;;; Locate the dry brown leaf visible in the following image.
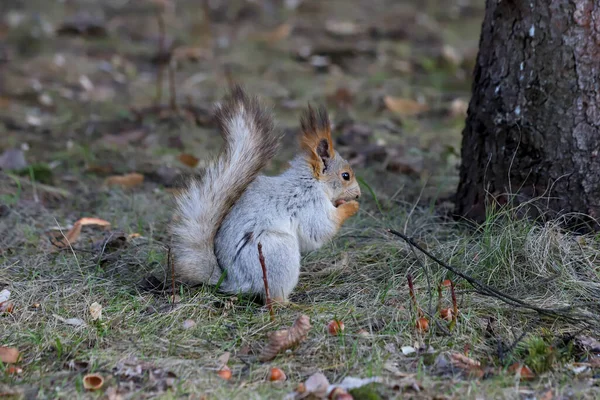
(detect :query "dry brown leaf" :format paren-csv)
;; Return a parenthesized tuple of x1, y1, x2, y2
(450, 352, 484, 378)
(178, 153, 199, 168)
(53, 217, 111, 248)
(384, 96, 429, 117)
(258, 23, 292, 43)
(83, 373, 104, 390)
(105, 173, 144, 188)
(450, 352, 480, 367)
(0, 347, 20, 364)
(508, 363, 535, 380)
(259, 314, 311, 361)
(78, 218, 111, 227)
(173, 46, 211, 62)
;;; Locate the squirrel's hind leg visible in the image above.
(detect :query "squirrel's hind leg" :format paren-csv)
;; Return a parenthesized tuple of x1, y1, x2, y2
(255, 232, 301, 304)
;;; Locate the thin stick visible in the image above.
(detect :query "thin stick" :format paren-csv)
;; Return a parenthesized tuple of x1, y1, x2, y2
(407, 274, 423, 317)
(387, 229, 592, 323)
(168, 245, 176, 303)
(450, 280, 458, 326)
(257, 243, 274, 321)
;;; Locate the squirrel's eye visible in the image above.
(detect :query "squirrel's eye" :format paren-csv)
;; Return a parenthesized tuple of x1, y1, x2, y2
(341, 172, 350, 181)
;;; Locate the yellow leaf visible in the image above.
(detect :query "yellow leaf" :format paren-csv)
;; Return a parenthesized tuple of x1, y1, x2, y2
(178, 153, 199, 168)
(105, 173, 144, 188)
(384, 96, 429, 117)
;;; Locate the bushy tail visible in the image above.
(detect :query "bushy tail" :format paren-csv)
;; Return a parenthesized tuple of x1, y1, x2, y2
(171, 86, 279, 284)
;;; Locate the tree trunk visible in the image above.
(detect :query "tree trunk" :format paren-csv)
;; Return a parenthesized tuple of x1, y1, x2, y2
(455, 0, 600, 228)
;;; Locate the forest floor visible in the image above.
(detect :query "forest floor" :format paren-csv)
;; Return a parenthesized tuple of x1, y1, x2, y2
(1, 0, 599, 399)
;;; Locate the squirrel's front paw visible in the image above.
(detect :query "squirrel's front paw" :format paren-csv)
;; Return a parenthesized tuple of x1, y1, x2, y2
(337, 200, 359, 224)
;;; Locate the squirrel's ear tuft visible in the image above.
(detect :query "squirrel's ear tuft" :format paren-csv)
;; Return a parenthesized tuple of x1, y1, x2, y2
(300, 104, 334, 178)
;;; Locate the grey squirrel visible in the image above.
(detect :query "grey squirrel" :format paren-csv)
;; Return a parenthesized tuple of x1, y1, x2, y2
(171, 86, 360, 302)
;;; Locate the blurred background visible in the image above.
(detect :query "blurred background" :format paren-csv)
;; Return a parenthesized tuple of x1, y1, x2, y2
(0, 0, 484, 206)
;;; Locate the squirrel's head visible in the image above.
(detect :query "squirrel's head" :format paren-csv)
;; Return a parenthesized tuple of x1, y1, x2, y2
(300, 105, 361, 206)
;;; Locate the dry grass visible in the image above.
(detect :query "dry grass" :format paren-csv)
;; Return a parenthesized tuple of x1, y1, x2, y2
(2, 174, 600, 399)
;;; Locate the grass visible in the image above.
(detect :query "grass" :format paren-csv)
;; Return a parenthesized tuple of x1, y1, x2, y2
(1, 0, 599, 397)
(1, 171, 599, 398)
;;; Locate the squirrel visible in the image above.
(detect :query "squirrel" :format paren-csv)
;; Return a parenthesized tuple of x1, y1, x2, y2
(171, 86, 361, 303)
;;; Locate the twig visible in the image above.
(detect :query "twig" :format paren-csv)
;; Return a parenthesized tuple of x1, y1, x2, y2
(6, 172, 71, 197)
(407, 244, 433, 317)
(168, 246, 176, 303)
(387, 229, 593, 323)
(407, 274, 423, 317)
(257, 243, 274, 321)
(450, 280, 458, 326)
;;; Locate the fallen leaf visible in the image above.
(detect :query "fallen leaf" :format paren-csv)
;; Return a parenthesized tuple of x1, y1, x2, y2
(384, 96, 429, 117)
(217, 352, 230, 369)
(173, 46, 211, 62)
(105, 173, 144, 188)
(450, 352, 484, 378)
(52, 217, 111, 248)
(258, 23, 292, 43)
(0, 289, 10, 303)
(259, 314, 311, 361)
(0, 347, 20, 363)
(83, 373, 104, 391)
(508, 363, 535, 380)
(78, 218, 111, 227)
(178, 153, 199, 168)
(89, 302, 102, 321)
(450, 352, 480, 367)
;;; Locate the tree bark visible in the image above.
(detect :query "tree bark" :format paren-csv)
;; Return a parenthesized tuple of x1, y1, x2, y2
(455, 0, 600, 228)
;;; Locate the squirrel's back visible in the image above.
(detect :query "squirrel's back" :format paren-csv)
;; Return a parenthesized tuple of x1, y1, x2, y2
(171, 86, 279, 284)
